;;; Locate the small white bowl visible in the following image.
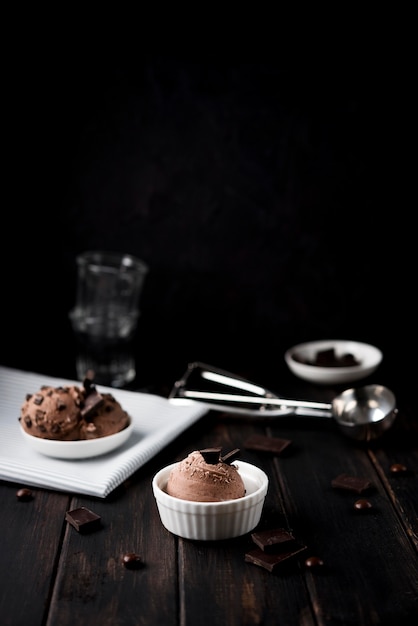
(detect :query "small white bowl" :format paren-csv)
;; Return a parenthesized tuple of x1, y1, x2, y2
(19, 420, 133, 459)
(152, 460, 269, 541)
(285, 339, 383, 385)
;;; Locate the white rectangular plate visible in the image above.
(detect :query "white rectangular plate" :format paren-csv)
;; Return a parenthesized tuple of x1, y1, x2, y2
(0, 366, 207, 497)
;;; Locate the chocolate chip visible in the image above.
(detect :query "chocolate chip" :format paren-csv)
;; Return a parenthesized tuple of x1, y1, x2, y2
(354, 498, 373, 511)
(33, 394, 44, 406)
(65, 507, 101, 533)
(200, 447, 222, 464)
(305, 556, 324, 569)
(331, 473, 374, 494)
(122, 553, 143, 569)
(390, 463, 408, 474)
(244, 434, 292, 455)
(16, 488, 33, 501)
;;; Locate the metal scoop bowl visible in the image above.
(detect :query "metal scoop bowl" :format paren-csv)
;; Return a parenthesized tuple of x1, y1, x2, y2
(169, 362, 398, 442)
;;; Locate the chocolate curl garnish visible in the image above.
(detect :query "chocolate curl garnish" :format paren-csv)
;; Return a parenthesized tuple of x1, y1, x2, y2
(200, 447, 222, 464)
(81, 372, 103, 419)
(221, 448, 241, 464)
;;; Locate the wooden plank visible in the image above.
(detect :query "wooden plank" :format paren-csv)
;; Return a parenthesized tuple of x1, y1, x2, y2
(265, 413, 418, 624)
(0, 482, 71, 626)
(46, 455, 179, 626)
(174, 419, 316, 626)
(44, 417, 213, 625)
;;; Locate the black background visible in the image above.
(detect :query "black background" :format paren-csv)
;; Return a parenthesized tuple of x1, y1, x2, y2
(3, 51, 415, 391)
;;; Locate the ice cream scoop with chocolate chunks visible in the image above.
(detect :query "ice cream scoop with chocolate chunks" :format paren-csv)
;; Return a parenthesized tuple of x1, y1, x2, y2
(19, 376, 130, 441)
(166, 447, 246, 502)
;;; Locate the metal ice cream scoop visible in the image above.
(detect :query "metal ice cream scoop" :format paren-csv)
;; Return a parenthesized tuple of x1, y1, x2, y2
(169, 362, 398, 442)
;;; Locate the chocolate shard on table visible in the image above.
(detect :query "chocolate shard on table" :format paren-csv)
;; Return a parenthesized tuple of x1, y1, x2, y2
(245, 543, 307, 573)
(244, 434, 292, 455)
(65, 507, 101, 533)
(331, 473, 374, 494)
(251, 528, 297, 553)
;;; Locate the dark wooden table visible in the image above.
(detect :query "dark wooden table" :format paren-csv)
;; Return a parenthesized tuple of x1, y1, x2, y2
(1, 355, 417, 626)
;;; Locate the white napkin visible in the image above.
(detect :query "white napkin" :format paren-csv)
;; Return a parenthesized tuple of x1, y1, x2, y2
(0, 366, 207, 497)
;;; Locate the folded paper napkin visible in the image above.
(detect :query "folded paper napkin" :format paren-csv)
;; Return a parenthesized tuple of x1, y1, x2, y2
(0, 366, 207, 497)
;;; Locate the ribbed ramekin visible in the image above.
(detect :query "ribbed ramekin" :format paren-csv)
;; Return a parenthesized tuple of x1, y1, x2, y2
(152, 460, 268, 541)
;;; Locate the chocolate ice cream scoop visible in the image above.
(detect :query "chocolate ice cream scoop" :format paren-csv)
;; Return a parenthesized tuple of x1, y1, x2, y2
(19, 381, 130, 441)
(19, 385, 84, 440)
(166, 450, 246, 502)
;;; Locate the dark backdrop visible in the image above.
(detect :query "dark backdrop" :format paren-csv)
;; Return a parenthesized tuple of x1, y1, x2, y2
(3, 56, 414, 390)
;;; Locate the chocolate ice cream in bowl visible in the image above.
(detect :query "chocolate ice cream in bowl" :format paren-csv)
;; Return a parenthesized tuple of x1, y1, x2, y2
(152, 447, 269, 541)
(18, 376, 133, 459)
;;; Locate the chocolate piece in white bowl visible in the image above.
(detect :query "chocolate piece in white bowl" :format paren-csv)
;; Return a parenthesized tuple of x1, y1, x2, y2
(152, 450, 269, 541)
(284, 339, 383, 385)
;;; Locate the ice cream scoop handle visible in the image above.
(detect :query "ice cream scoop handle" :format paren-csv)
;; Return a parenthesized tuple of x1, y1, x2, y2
(180, 390, 333, 416)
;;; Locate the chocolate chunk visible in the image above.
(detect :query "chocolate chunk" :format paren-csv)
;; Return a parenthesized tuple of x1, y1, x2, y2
(80, 388, 104, 419)
(33, 394, 44, 406)
(331, 473, 374, 494)
(16, 488, 33, 501)
(65, 507, 101, 533)
(200, 447, 222, 464)
(251, 528, 296, 553)
(339, 353, 359, 367)
(244, 434, 292, 455)
(293, 348, 360, 368)
(221, 448, 240, 464)
(245, 544, 307, 573)
(122, 553, 143, 569)
(83, 372, 95, 390)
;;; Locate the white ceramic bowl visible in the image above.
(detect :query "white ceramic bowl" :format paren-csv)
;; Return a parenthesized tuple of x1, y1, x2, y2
(152, 460, 269, 541)
(19, 419, 133, 459)
(285, 339, 383, 385)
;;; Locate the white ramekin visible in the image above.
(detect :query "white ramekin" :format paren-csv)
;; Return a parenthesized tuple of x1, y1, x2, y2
(152, 460, 269, 541)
